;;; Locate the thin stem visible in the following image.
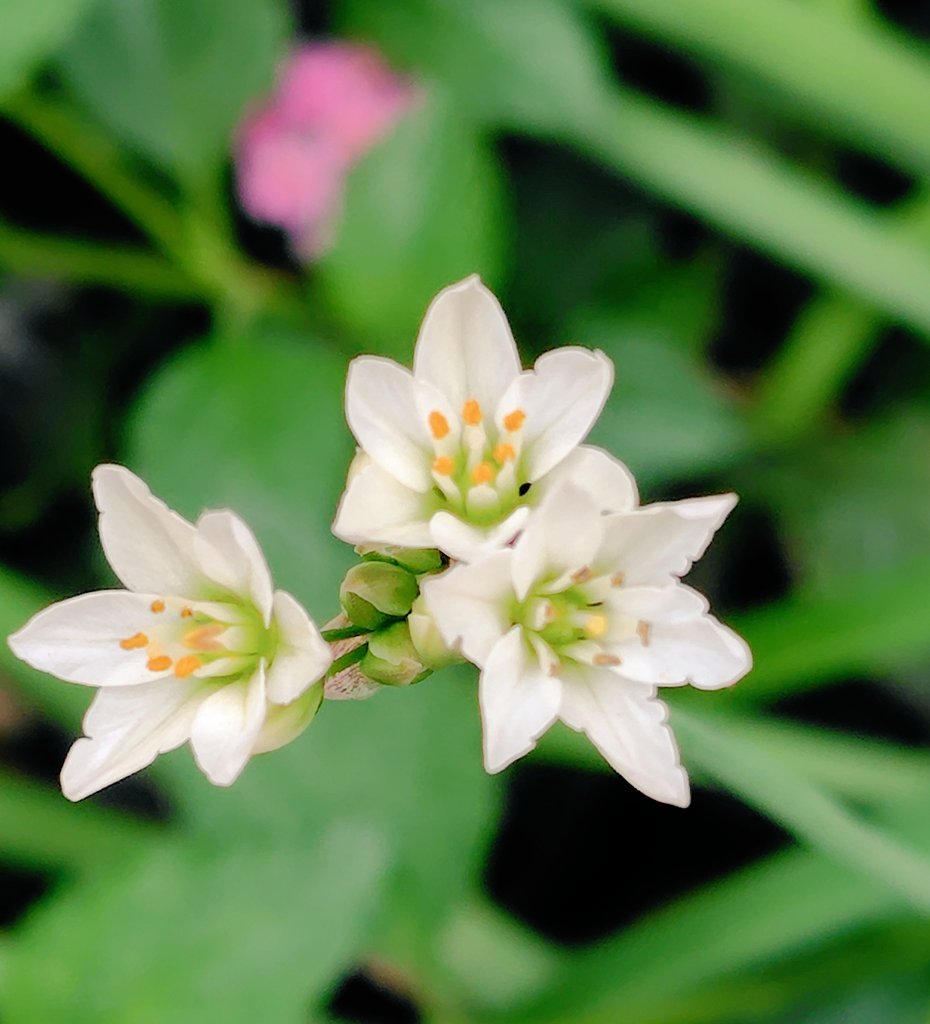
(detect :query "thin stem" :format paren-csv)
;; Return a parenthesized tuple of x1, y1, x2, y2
(324, 643, 369, 678)
(321, 625, 371, 642)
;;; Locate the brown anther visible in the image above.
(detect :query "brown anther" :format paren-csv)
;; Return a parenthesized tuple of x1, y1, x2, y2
(180, 607, 194, 619)
(428, 410, 450, 440)
(571, 566, 592, 583)
(182, 624, 225, 652)
(593, 653, 621, 667)
(471, 462, 494, 485)
(150, 599, 166, 613)
(637, 621, 652, 646)
(503, 409, 526, 432)
(146, 655, 172, 672)
(433, 455, 454, 475)
(493, 442, 515, 464)
(174, 655, 201, 679)
(610, 572, 625, 587)
(119, 632, 149, 650)
(462, 399, 482, 425)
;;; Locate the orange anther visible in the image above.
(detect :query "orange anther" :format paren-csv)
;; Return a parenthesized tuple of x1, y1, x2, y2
(637, 621, 652, 647)
(462, 399, 482, 425)
(433, 455, 454, 476)
(146, 655, 172, 672)
(180, 607, 193, 618)
(120, 632, 149, 650)
(493, 443, 515, 464)
(503, 409, 526, 432)
(150, 599, 166, 613)
(174, 655, 201, 678)
(428, 411, 450, 439)
(471, 462, 494, 485)
(182, 624, 225, 652)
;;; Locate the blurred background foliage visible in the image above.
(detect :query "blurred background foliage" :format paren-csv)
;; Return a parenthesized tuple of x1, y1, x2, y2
(0, 0, 929, 1021)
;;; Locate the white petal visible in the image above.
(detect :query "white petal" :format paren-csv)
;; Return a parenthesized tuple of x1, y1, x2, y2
(421, 552, 514, 665)
(92, 464, 204, 595)
(8, 591, 174, 687)
(345, 356, 432, 492)
(511, 482, 604, 602)
(194, 509, 274, 625)
(499, 348, 613, 481)
(428, 506, 530, 563)
(598, 494, 738, 585)
(605, 584, 709, 626)
(532, 444, 638, 513)
(252, 683, 323, 754)
(559, 668, 689, 806)
(60, 677, 213, 801)
(332, 458, 434, 547)
(265, 590, 331, 704)
(190, 665, 267, 786)
(413, 275, 521, 415)
(480, 626, 562, 773)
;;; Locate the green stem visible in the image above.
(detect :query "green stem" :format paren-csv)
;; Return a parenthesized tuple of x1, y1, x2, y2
(325, 643, 369, 678)
(321, 625, 371, 642)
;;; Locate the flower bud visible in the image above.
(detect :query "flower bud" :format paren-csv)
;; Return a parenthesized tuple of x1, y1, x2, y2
(361, 621, 430, 687)
(408, 594, 461, 670)
(339, 561, 419, 630)
(356, 543, 443, 575)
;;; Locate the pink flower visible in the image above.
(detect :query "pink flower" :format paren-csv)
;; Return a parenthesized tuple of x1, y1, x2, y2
(236, 41, 416, 258)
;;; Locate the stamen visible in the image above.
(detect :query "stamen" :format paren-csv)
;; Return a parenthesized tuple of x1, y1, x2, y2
(584, 614, 608, 638)
(571, 566, 592, 583)
(610, 572, 625, 587)
(433, 455, 454, 475)
(174, 655, 201, 678)
(120, 632, 149, 650)
(472, 461, 494, 485)
(503, 409, 526, 432)
(637, 621, 652, 646)
(180, 607, 193, 618)
(150, 599, 165, 613)
(428, 410, 450, 440)
(462, 399, 482, 425)
(493, 443, 515, 464)
(146, 655, 172, 672)
(182, 625, 225, 652)
(593, 653, 621, 667)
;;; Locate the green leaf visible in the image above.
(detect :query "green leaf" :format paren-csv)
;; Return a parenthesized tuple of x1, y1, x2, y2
(57, 0, 288, 180)
(315, 89, 507, 354)
(0, 0, 92, 97)
(2, 821, 388, 1023)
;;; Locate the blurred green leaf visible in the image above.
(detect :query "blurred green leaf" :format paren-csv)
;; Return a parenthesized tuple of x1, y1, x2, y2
(3, 821, 388, 1023)
(0, 0, 91, 97)
(57, 0, 287, 180)
(315, 90, 507, 354)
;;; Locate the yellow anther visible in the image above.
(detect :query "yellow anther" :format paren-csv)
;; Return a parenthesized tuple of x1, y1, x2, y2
(120, 632, 149, 650)
(428, 410, 450, 439)
(182, 624, 224, 652)
(493, 443, 515, 464)
(433, 455, 454, 475)
(462, 399, 482, 425)
(174, 655, 201, 678)
(146, 655, 172, 672)
(150, 599, 166, 613)
(637, 621, 652, 647)
(471, 462, 494, 485)
(593, 653, 621, 667)
(180, 607, 193, 619)
(610, 572, 625, 587)
(503, 409, 526, 432)
(584, 614, 608, 638)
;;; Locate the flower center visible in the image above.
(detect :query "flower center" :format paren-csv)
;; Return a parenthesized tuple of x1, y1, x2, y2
(118, 597, 268, 681)
(426, 398, 529, 526)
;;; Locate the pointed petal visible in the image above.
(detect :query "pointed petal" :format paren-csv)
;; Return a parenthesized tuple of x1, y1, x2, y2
(498, 348, 613, 481)
(194, 510, 274, 625)
(512, 482, 604, 602)
(332, 458, 434, 547)
(265, 590, 331, 704)
(345, 356, 432, 491)
(92, 464, 203, 595)
(532, 444, 638, 513)
(421, 552, 514, 665)
(559, 669, 689, 806)
(252, 683, 323, 754)
(190, 665, 267, 786)
(428, 506, 530, 563)
(60, 677, 213, 801)
(598, 494, 738, 585)
(413, 276, 521, 415)
(480, 626, 561, 773)
(8, 591, 175, 687)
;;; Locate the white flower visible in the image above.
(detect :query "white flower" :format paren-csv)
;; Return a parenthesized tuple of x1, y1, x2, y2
(332, 275, 616, 561)
(421, 477, 752, 806)
(8, 465, 332, 800)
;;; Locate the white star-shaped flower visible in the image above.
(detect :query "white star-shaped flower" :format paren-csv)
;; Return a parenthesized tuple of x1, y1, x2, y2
(8, 465, 332, 800)
(332, 275, 616, 561)
(421, 477, 752, 805)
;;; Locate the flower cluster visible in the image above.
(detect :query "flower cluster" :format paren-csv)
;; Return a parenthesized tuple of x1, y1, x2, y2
(8, 276, 750, 805)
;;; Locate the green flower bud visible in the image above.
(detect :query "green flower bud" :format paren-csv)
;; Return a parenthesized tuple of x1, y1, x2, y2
(356, 543, 444, 575)
(408, 594, 461, 670)
(340, 561, 420, 630)
(362, 621, 430, 687)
